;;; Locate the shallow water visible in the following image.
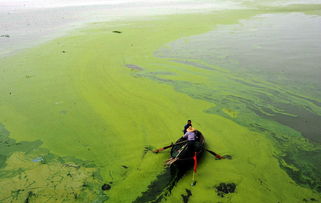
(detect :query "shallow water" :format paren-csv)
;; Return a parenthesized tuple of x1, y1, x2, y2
(156, 13, 321, 97)
(153, 11, 321, 193)
(156, 12, 321, 141)
(0, 0, 240, 56)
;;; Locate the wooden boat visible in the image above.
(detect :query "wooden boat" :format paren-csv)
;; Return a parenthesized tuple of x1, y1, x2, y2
(135, 132, 205, 203)
(166, 130, 205, 167)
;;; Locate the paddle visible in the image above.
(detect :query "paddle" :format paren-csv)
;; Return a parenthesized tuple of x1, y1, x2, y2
(191, 152, 197, 186)
(153, 140, 188, 153)
(205, 149, 224, 159)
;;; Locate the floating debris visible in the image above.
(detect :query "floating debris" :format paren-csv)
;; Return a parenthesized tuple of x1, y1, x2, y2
(102, 184, 111, 191)
(215, 183, 236, 197)
(82, 182, 89, 188)
(181, 189, 192, 203)
(0, 34, 10, 38)
(121, 165, 128, 169)
(112, 31, 122, 34)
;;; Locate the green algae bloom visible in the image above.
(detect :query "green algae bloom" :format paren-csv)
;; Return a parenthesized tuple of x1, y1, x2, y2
(0, 5, 321, 203)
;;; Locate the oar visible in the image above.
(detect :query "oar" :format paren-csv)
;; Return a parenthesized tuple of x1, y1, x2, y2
(153, 140, 188, 153)
(205, 149, 224, 159)
(191, 152, 197, 186)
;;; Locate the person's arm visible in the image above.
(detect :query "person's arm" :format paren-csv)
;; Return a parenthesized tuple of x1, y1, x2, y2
(182, 132, 188, 138)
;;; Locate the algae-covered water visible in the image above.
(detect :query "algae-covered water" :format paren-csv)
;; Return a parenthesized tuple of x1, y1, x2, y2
(1, 0, 321, 202)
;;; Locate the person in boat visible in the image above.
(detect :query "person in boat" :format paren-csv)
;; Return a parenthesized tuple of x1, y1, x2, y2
(165, 126, 198, 165)
(183, 126, 197, 152)
(183, 120, 192, 134)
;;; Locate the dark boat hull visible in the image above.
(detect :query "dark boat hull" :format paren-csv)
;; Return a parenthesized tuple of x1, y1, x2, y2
(170, 130, 205, 168)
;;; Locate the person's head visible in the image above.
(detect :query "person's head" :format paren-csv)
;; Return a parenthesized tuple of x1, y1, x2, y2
(187, 126, 195, 132)
(187, 120, 192, 124)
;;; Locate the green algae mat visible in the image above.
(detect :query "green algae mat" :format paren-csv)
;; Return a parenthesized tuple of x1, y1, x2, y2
(1, 7, 321, 203)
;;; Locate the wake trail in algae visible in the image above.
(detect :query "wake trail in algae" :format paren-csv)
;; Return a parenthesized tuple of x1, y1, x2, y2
(133, 167, 185, 203)
(1, 6, 321, 203)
